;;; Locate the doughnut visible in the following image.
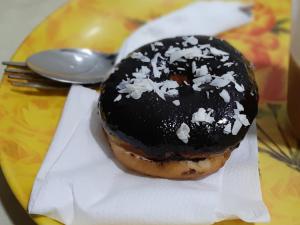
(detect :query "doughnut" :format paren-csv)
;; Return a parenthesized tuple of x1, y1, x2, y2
(99, 35, 258, 179)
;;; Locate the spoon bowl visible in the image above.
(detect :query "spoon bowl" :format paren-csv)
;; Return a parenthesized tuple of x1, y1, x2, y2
(26, 48, 116, 84)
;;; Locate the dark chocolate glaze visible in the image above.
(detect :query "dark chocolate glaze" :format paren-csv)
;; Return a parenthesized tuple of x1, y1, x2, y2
(99, 36, 258, 161)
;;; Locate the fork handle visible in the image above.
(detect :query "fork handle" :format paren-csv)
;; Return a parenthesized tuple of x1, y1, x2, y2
(2, 61, 27, 67)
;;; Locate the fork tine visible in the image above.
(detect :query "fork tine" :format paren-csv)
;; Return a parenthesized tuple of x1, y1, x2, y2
(2, 61, 27, 67)
(10, 80, 70, 90)
(7, 73, 49, 81)
(5, 67, 35, 74)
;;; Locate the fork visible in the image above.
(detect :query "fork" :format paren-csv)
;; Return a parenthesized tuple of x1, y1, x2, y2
(2, 64, 70, 90)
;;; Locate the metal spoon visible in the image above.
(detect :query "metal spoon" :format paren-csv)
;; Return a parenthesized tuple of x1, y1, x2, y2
(3, 48, 116, 84)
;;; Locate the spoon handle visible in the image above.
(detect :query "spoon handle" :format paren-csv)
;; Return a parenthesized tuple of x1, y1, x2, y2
(105, 53, 117, 62)
(2, 61, 27, 67)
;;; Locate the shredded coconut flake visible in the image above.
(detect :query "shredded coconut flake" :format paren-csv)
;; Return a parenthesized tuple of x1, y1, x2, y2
(151, 53, 164, 78)
(234, 83, 245, 92)
(192, 61, 196, 73)
(210, 77, 231, 88)
(237, 114, 250, 126)
(224, 62, 234, 67)
(176, 123, 190, 143)
(206, 91, 210, 99)
(114, 94, 122, 102)
(224, 123, 232, 134)
(183, 81, 190, 86)
(117, 66, 179, 101)
(150, 41, 164, 51)
(191, 108, 215, 124)
(230, 101, 250, 135)
(150, 44, 158, 52)
(154, 41, 163, 46)
(220, 55, 229, 62)
(210, 47, 228, 56)
(235, 101, 244, 111)
(177, 67, 185, 71)
(195, 65, 209, 77)
(219, 89, 230, 103)
(117, 78, 153, 99)
(131, 52, 150, 62)
(192, 84, 202, 91)
(192, 74, 212, 91)
(132, 66, 150, 79)
(210, 71, 244, 93)
(168, 46, 212, 63)
(182, 36, 198, 46)
(232, 120, 243, 135)
(172, 100, 180, 106)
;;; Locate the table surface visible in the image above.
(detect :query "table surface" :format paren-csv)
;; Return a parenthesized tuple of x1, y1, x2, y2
(1, 1, 300, 225)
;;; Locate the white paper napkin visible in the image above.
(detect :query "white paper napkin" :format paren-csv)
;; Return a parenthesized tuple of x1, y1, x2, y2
(116, 0, 252, 62)
(28, 1, 270, 225)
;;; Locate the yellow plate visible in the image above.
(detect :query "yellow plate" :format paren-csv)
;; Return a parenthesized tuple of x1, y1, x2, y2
(0, 0, 299, 225)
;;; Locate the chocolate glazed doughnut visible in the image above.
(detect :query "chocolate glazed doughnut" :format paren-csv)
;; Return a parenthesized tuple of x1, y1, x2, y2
(99, 35, 258, 179)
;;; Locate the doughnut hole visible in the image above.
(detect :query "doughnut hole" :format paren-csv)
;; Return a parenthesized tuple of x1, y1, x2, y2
(169, 73, 191, 85)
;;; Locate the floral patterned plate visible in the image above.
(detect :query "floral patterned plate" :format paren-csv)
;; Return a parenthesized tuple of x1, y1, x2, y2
(0, 0, 299, 225)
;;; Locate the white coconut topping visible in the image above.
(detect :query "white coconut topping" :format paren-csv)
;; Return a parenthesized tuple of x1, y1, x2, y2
(224, 123, 232, 134)
(193, 75, 212, 86)
(210, 71, 235, 88)
(114, 94, 122, 102)
(234, 82, 245, 92)
(165, 46, 181, 57)
(206, 91, 210, 99)
(168, 46, 213, 63)
(192, 74, 212, 91)
(210, 71, 244, 92)
(232, 119, 243, 135)
(210, 47, 228, 56)
(224, 62, 234, 67)
(219, 89, 230, 103)
(182, 36, 198, 46)
(191, 108, 215, 125)
(183, 81, 190, 86)
(150, 41, 164, 51)
(117, 65, 179, 101)
(117, 78, 153, 99)
(132, 66, 151, 79)
(221, 55, 229, 62)
(210, 76, 231, 88)
(172, 100, 180, 106)
(154, 41, 163, 46)
(192, 61, 197, 73)
(131, 52, 150, 62)
(151, 53, 164, 78)
(195, 65, 209, 77)
(150, 44, 158, 52)
(166, 44, 230, 64)
(169, 47, 202, 63)
(176, 123, 190, 143)
(235, 101, 244, 111)
(177, 67, 185, 71)
(237, 114, 250, 126)
(192, 85, 202, 91)
(229, 101, 250, 135)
